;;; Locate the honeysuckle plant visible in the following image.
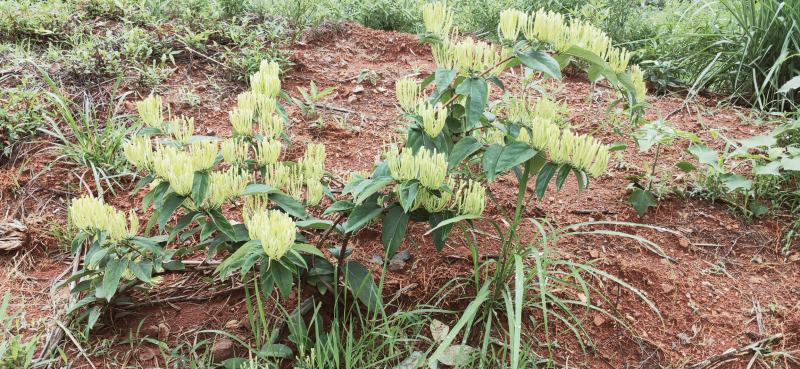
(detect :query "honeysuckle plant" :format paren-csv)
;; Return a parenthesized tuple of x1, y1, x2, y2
(61, 61, 385, 329)
(327, 4, 648, 288)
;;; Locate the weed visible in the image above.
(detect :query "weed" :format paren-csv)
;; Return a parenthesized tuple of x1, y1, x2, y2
(0, 76, 46, 157)
(0, 293, 38, 369)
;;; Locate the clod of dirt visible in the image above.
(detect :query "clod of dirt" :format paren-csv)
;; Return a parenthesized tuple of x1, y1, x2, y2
(389, 250, 411, 271)
(157, 323, 170, 341)
(139, 324, 159, 338)
(137, 348, 156, 362)
(593, 315, 606, 327)
(224, 320, 241, 330)
(370, 255, 384, 265)
(211, 338, 235, 362)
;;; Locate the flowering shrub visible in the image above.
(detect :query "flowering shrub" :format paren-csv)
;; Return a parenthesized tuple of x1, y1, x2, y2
(331, 3, 645, 259)
(64, 61, 334, 328)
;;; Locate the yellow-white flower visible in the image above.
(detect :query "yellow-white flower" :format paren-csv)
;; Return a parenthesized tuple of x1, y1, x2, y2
(255, 139, 282, 166)
(243, 194, 268, 224)
(306, 179, 324, 206)
(230, 107, 255, 136)
(532, 97, 563, 122)
(419, 102, 447, 137)
(474, 127, 506, 146)
(415, 177, 455, 213)
(395, 78, 419, 112)
(246, 209, 296, 260)
(525, 9, 571, 51)
(548, 129, 574, 164)
(251, 68, 281, 97)
(301, 143, 326, 181)
(166, 116, 195, 145)
(259, 112, 284, 139)
(630, 64, 646, 103)
(151, 146, 194, 195)
(259, 60, 280, 78)
(189, 140, 218, 171)
(607, 46, 631, 74)
(416, 148, 447, 189)
(567, 20, 611, 59)
(529, 119, 562, 151)
(68, 197, 137, 241)
(265, 162, 291, 189)
(221, 138, 250, 166)
(203, 169, 249, 208)
(499, 9, 527, 42)
(387, 145, 417, 182)
(422, 2, 453, 38)
(285, 165, 305, 201)
(137, 95, 163, 128)
(453, 180, 486, 216)
(123, 135, 153, 171)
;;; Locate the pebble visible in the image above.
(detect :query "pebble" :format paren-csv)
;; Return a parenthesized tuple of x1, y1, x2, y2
(211, 338, 235, 361)
(370, 255, 384, 265)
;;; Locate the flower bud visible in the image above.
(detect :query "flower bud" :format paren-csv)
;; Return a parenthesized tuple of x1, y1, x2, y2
(306, 179, 324, 206)
(395, 78, 419, 112)
(416, 148, 447, 189)
(151, 146, 194, 195)
(422, 2, 453, 38)
(123, 135, 153, 171)
(607, 46, 631, 74)
(499, 9, 527, 42)
(630, 65, 646, 103)
(301, 143, 326, 181)
(230, 107, 255, 137)
(189, 140, 218, 171)
(256, 139, 282, 166)
(419, 102, 447, 137)
(166, 116, 194, 145)
(203, 169, 248, 208)
(259, 112, 284, 139)
(221, 138, 250, 166)
(246, 209, 296, 261)
(387, 145, 417, 182)
(137, 95, 163, 128)
(454, 180, 486, 217)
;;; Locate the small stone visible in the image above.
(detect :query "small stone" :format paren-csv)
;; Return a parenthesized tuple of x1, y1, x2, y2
(138, 348, 155, 362)
(679, 238, 689, 247)
(352, 85, 364, 94)
(749, 276, 765, 284)
(157, 323, 170, 341)
(140, 324, 159, 338)
(347, 95, 357, 103)
(211, 338, 235, 362)
(391, 250, 411, 263)
(589, 250, 600, 258)
(661, 284, 675, 294)
(224, 320, 240, 330)
(370, 255, 384, 265)
(593, 315, 606, 327)
(389, 259, 405, 272)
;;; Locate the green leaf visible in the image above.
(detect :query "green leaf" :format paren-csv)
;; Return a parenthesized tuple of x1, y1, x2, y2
(291, 243, 326, 258)
(97, 258, 128, 301)
(270, 262, 294, 299)
(324, 200, 354, 215)
(515, 49, 562, 80)
(259, 343, 294, 359)
(629, 188, 657, 217)
(720, 173, 752, 192)
(535, 163, 558, 199)
(431, 68, 457, 101)
(242, 183, 276, 196)
(158, 194, 186, 231)
(448, 136, 482, 170)
(428, 212, 453, 251)
(563, 45, 606, 68)
(169, 211, 199, 241)
(781, 157, 800, 171)
(676, 161, 696, 172)
(381, 206, 409, 258)
(191, 171, 210, 204)
(270, 193, 307, 219)
(688, 144, 719, 169)
(425, 214, 479, 235)
(555, 164, 571, 190)
(208, 209, 236, 239)
(295, 219, 333, 230)
(344, 200, 383, 233)
(455, 77, 488, 130)
(354, 176, 393, 205)
(753, 161, 781, 176)
(129, 261, 153, 284)
(608, 141, 627, 151)
(778, 75, 800, 93)
(133, 174, 154, 193)
(482, 142, 537, 182)
(398, 181, 419, 213)
(344, 261, 383, 312)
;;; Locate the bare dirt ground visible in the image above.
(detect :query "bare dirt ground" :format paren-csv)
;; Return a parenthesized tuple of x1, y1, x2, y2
(1, 23, 798, 368)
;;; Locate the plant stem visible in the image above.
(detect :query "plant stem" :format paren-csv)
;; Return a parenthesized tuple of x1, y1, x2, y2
(335, 231, 353, 281)
(490, 163, 532, 301)
(647, 144, 662, 192)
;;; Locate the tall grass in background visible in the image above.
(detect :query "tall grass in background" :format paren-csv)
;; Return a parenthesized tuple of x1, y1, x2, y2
(642, 0, 799, 111)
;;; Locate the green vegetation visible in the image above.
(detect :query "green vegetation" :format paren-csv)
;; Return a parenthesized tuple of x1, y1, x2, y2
(1, 0, 798, 368)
